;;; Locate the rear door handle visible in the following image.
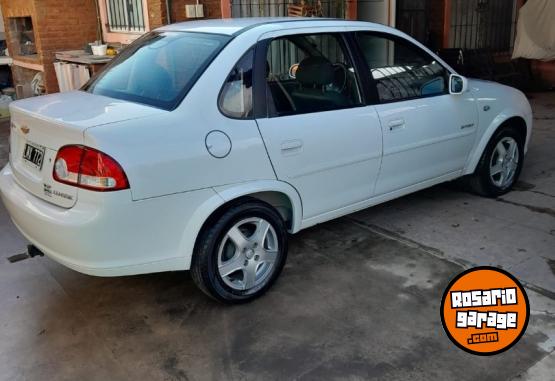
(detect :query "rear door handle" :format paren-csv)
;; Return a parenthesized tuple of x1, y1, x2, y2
(281, 140, 303, 153)
(388, 119, 405, 131)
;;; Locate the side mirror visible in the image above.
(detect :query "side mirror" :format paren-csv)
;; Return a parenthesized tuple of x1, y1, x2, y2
(449, 74, 468, 95)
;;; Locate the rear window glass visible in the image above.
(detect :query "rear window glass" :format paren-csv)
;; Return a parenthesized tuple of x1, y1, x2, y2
(84, 32, 230, 110)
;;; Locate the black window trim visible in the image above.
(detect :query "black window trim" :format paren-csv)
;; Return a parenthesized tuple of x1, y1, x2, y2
(343, 32, 379, 106)
(352, 30, 453, 105)
(255, 31, 368, 119)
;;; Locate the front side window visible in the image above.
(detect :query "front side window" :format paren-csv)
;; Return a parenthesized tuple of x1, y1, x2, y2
(219, 49, 254, 119)
(356, 33, 449, 103)
(265, 33, 362, 117)
(84, 32, 230, 110)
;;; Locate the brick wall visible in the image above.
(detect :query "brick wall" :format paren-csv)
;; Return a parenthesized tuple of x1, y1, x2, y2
(148, 0, 168, 30)
(1, 0, 40, 63)
(34, 0, 98, 92)
(0, 0, 35, 19)
(147, 0, 223, 29)
(0, 0, 98, 93)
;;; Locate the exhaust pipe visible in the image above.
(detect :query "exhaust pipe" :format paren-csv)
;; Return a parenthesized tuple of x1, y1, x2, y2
(7, 245, 44, 263)
(27, 245, 44, 258)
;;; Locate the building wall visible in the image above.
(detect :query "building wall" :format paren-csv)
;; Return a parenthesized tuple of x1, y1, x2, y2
(0, 0, 37, 64)
(148, 0, 168, 29)
(357, 0, 389, 25)
(0, 0, 98, 94)
(118, 0, 357, 38)
(357, 0, 444, 49)
(171, 0, 223, 21)
(428, 0, 445, 50)
(147, 0, 223, 30)
(34, 0, 98, 92)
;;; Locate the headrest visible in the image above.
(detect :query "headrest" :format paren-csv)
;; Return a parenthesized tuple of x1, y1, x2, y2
(295, 56, 334, 86)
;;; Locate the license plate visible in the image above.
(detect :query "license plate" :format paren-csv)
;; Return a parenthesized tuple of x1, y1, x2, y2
(23, 142, 45, 170)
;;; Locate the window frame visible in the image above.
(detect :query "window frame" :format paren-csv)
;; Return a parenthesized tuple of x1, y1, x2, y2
(218, 46, 257, 120)
(105, 0, 146, 33)
(352, 31, 453, 105)
(98, 0, 149, 44)
(255, 31, 368, 119)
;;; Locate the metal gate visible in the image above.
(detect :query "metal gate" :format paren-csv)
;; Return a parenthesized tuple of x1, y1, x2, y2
(396, 0, 429, 46)
(230, 0, 345, 19)
(449, 0, 518, 52)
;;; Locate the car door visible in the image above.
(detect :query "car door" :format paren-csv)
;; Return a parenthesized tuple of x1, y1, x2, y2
(354, 31, 478, 195)
(255, 30, 383, 220)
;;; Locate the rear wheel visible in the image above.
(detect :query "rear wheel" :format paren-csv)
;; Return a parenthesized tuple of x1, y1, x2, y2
(467, 126, 524, 197)
(191, 200, 288, 303)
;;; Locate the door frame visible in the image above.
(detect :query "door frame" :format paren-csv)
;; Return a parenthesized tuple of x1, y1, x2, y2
(252, 28, 381, 119)
(252, 27, 385, 220)
(252, 27, 461, 113)
(347, 30, 457, 106)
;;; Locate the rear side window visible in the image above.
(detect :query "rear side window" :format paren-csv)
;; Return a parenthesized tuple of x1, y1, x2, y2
(84, 32, 230, 110)
(265, 33, 362, 117)
(219, 49, 254, 119)
(355, 33, 449, 103)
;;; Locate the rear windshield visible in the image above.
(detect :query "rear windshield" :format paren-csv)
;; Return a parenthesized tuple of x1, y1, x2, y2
(84, 32, 230, 110)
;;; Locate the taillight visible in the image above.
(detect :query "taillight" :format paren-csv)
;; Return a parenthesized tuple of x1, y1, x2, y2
(53, 145, 129, 191)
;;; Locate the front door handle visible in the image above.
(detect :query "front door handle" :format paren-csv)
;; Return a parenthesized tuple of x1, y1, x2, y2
(281, 140, 303, 151)
(388, 119, 405, 131)
(281, 140, 303, 153)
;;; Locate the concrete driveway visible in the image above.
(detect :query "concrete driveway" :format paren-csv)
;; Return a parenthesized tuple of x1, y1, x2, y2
(0, 93, 553, 380)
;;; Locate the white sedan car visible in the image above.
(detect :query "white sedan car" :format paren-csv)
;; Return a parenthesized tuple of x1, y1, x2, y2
(0, 18, 532, 303)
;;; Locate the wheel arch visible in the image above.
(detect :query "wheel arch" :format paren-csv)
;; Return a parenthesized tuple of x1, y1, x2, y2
(213, 180, 303, 233)
(180, 181, 303, 270)
(464, 114, 529, 175)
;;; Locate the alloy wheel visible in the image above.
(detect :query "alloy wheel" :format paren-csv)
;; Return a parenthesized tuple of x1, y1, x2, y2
(217, 217, 279, 292)
(489, 137, 519, 189)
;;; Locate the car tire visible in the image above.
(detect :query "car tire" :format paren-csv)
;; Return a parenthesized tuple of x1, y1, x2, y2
(190, 199, 288, 303)
(467, 125, 524, 197)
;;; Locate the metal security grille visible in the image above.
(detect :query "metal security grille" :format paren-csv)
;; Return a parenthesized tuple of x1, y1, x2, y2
(231, 0, 345, 19)
(449, 0, 518, 52)
(106, 0, 146, 32)
(396, 0, 428, 45)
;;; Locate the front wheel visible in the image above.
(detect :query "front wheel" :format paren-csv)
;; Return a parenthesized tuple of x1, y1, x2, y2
(467, 126, 524, 197)
(191, 199, 288, 303)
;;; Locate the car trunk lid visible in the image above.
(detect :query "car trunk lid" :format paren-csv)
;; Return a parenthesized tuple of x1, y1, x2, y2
(8, 91, 163, 208)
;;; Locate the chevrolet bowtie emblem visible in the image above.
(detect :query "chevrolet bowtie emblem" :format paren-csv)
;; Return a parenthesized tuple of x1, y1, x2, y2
(20, 126, 30, 134)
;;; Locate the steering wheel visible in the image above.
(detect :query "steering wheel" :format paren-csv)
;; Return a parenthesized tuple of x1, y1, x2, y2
(331, 63, 348, 92)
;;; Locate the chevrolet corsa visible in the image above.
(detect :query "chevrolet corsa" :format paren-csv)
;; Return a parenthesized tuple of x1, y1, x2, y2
(0, 18, 532, 303)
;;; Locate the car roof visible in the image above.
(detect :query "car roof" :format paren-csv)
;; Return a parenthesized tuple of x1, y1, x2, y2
(156, 17, 393, 36)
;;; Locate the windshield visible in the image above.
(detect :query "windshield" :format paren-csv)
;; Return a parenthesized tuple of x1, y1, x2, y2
(84, 31, 230, 110)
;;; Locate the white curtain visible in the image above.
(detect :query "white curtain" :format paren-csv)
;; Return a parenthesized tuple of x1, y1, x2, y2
(512, 0, 555, 60)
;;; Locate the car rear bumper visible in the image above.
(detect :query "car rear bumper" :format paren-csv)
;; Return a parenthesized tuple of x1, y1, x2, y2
(0, 163, 221, 276)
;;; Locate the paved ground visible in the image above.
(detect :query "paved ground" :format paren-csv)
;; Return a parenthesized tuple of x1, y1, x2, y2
(0, 93, 554, 380)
